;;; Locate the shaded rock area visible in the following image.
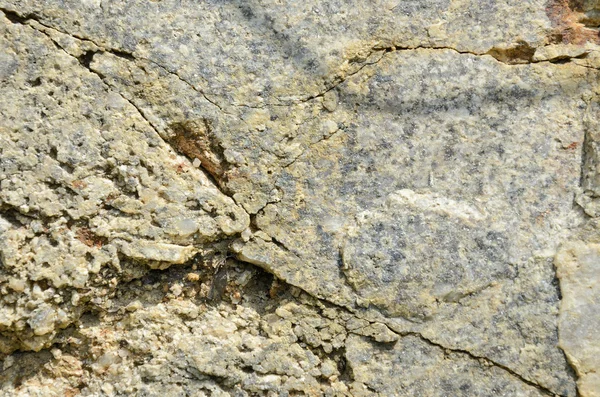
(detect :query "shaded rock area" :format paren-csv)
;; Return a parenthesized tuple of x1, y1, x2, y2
(0, 0, 599, 396)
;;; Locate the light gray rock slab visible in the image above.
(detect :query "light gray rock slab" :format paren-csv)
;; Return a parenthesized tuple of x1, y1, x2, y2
(556, 241, 600, 397)
(345, 333, 547, 396)
(1, 0, 599, 395)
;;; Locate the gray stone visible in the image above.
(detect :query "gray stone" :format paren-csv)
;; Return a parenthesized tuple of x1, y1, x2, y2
(556, 242, 600, 397)
(0, 0, 599, 395)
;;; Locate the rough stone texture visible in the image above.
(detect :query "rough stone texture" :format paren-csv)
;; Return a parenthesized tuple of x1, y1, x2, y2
(1, 0, 600, 396)
(345, 334, 546, 396)
(0, 13, 248, 353)
(556, 242, 600, 397)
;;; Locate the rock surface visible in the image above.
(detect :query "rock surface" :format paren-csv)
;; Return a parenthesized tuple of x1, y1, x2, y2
(556, 242, 600, 397)
(0, 0, 599, 396)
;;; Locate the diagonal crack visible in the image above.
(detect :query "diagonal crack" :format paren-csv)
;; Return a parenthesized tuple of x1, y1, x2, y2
(139, 57, 230, 115)
(399, 331, 560, 396)
(230, 43, 598, 109)
(3, 6, 597, 113)
(279, 121, 344, 170)
(247, 254, 565, 396)
(0, 7, 587, 395)
(0, 7, 226, 114)
(233, 243, 564, 396)
(295, 43, 597, 107)
(0, 8, 162, 138)
(1, 7, 239, 208)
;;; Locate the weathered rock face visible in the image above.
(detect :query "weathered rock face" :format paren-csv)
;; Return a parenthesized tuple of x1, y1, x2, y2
(0, 0, 599, 396)
(555, 242, 600, 397)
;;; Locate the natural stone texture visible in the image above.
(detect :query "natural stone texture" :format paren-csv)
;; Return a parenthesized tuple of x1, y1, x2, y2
(0, 0, 557, 106)
(556, 242, 600, 397)
(237, 50, 590, 395)
(0, 262, 567, 396)
(1, 0, 599, 395)
(0, 12, 248, 353)
(345, 334, 547, 396)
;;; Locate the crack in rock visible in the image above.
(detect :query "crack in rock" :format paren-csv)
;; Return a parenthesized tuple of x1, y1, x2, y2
(1, 2, 597, 396)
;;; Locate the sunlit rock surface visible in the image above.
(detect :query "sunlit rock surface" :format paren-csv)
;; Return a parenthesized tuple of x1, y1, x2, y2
(1, 0, 599, 395)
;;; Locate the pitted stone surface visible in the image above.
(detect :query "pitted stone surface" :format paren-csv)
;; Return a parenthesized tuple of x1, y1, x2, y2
(1, 0, 599, 395)
(0, 13, 248, 353)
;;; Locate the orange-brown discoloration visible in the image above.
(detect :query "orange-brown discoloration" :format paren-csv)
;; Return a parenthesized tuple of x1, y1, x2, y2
(71, 180, 87, 189)
(486, 41, 536, 64)
(175, 162, 187, 174)
(168, 119, 227, 180)
(269, 279, 286, 299)
(105, 192, 119, 203)
(566, 141, 580, 150)
(64, 388, 81, 397)
(547, 0, 600, 45)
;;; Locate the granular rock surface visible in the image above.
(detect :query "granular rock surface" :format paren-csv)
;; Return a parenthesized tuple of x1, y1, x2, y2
(0, 1, 599, 396)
